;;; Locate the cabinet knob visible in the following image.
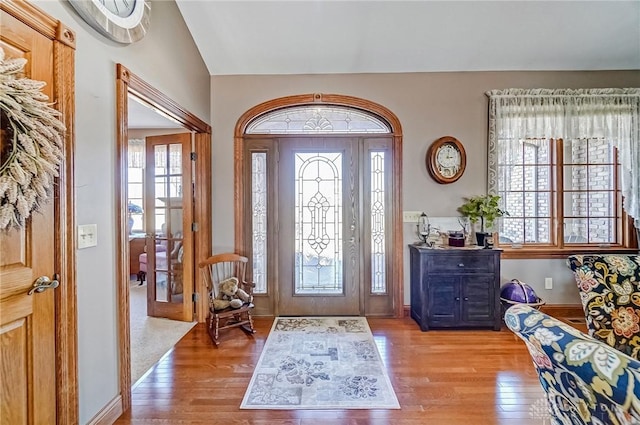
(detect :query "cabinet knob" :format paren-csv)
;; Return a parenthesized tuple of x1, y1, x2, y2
(464, 297, 469, 301)
(458, 263, 465, 267)
(455, 297, 460, 301)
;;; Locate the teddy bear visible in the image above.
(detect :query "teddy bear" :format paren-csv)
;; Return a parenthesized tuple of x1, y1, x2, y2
(210, 277, 252, 310)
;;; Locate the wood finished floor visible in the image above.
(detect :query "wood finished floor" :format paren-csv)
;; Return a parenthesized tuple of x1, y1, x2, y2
(114, 316, 567, 425)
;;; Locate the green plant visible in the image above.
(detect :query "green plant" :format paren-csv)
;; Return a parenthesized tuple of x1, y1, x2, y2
(458, 194, 509, 234)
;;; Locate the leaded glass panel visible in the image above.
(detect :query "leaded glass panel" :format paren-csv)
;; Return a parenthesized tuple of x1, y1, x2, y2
(370, 151, 386, 294)
(246, 105, 391, 134)
(252, 153, 267, 294)
(294, 152, 343, 294)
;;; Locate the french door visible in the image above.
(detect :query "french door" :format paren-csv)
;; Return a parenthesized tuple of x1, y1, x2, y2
(144, 133, 194, 321)
(246, 135, 394, 317)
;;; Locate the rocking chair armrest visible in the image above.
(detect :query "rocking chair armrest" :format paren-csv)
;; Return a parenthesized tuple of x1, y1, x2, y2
(241, 280, 255, 289)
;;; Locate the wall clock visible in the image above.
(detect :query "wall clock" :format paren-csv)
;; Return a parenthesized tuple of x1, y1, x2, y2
(69, 0, 151, 44)
(426, 136, 466, 184)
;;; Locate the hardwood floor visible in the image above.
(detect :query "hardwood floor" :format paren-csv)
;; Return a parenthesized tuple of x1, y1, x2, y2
(115, 316, 554, 425)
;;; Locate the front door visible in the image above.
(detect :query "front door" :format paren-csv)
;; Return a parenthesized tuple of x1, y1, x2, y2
(0, 13, 57, 424)
(144, 133, 194, 321)
(277, 138, 360, 315)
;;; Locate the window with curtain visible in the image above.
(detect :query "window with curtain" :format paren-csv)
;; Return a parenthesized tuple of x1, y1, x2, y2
(128, 139, 145, 233)
(487, 88, 639, 255)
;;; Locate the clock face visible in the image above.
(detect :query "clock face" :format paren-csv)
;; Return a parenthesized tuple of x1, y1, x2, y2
(426, 136, 466, 184)
(69, 0, 150, 44)
(99, 0, 137, 18)
(435, 144, 461, 177)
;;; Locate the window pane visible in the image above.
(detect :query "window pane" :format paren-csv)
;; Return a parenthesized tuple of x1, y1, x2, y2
(566, 138, 615, 165)
(588, 191, 615, 217)
(496, 138, 554, 245)
(588, 217, 616, 244)
(155, 177, 168, 202)
(564, 218, 588, 243)
(252, 153, 267, 294)
(129, 183, 143, 199)
(564, 192, 588, 217)
(564, 165, 587, 189)
(129, 167, 143, 182)
(588, 167, 612, 190)
(370, 151, 386, 294)
(500, 218, 524, 244)
(562, 138, 618, 244)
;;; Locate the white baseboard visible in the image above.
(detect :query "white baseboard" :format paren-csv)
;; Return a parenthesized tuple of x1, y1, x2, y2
(86, 395, 123, 425)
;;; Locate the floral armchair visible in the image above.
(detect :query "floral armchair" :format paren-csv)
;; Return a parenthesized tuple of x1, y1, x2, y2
(505, 304, 640, 425)
(567, 254, 640, 359)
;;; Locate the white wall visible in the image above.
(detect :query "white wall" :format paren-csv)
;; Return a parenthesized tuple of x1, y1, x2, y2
(210, 71, 638, 306)
(31, 1, 210, 423)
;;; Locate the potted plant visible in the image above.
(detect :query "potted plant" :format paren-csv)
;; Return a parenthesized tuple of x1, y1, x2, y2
(458, 194, 509, 246)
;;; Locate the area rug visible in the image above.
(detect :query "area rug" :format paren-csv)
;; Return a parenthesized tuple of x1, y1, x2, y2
(240, 317, 400, 409)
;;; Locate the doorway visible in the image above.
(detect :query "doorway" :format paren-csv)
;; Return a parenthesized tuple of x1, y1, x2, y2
(125, 104, 197, 383)
(235, 94, 404, 318)
(116, 64, 211, 411)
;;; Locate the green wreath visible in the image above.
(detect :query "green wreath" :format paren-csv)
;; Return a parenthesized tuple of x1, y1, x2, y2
(0, 47, 65, 230)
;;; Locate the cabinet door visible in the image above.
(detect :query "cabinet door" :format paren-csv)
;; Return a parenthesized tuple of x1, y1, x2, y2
(427, 276, 458, 326)
(460, 275, 495, 325)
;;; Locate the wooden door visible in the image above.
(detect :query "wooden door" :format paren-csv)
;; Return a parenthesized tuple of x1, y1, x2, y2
(277, 138, 360, 315)
(144, 133, 194, 321)
(0, 12, 57, 424)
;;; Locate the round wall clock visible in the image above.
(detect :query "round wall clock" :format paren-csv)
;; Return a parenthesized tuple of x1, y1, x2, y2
(69, 0, 151, 44)
(426, 136, 466, 184)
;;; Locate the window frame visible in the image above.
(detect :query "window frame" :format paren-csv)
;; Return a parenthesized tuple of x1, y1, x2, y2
(493, 137, 637, 259)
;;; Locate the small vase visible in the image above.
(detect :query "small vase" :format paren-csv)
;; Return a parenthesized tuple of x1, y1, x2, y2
(475, 232, 487, 246)
(128, 214, 134, 234)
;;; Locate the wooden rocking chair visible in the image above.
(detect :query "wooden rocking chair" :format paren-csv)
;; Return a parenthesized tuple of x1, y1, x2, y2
(199, 253, 256, 346)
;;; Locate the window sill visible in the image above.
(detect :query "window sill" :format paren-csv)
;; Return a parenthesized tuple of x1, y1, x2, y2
(499, 246, 639, 260)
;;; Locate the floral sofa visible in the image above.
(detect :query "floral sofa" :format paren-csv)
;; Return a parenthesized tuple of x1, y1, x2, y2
(505, 304, 640, 425)
(567, 254, 640, 359)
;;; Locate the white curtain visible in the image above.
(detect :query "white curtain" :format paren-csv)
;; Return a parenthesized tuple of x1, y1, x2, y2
(128, 138, 145, 168)
(487, 88, 640, 229)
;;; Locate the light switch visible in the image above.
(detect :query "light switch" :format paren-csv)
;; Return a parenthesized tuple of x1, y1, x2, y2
(78, 224, 98, 249)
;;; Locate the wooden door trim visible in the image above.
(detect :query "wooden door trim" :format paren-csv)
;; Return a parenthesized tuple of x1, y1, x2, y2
(234, 93, 404, 318)
(116, 64, 211, 412)
(0, 1, 79, 423)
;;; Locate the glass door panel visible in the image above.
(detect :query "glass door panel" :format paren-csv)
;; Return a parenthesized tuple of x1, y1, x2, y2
(294, 152, 344, 295)
(144, 133, 193, 321)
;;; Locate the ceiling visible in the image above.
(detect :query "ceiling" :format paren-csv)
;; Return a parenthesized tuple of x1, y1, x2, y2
(175, 1, 640, 76)
(128, 95, 183, 129)
(131, 1, 639, 128)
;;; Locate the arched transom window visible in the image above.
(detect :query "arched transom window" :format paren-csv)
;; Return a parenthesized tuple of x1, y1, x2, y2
(246, 105, 391, 134)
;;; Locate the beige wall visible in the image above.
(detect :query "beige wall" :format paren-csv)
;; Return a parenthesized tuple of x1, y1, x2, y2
(210, 70, 639, 305)
(32, 1, 210, 423)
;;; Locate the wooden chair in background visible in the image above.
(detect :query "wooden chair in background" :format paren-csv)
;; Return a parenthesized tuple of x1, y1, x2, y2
(199, 253, 256, 346)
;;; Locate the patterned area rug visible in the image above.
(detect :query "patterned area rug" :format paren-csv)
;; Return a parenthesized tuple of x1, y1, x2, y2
(240, 317, 400, 409)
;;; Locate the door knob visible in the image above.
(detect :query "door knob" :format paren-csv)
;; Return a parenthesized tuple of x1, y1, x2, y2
(27, 275, 60, 295)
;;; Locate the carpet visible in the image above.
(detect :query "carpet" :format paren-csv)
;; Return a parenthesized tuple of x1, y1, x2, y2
(129, 282, 196, 384)
(240, 317, 400, 409)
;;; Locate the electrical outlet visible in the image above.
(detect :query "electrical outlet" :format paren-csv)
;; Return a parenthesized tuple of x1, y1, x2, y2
(403, 211, 423, 223)
(544, 277, 553, 290)
(78, 224, 98, 249)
